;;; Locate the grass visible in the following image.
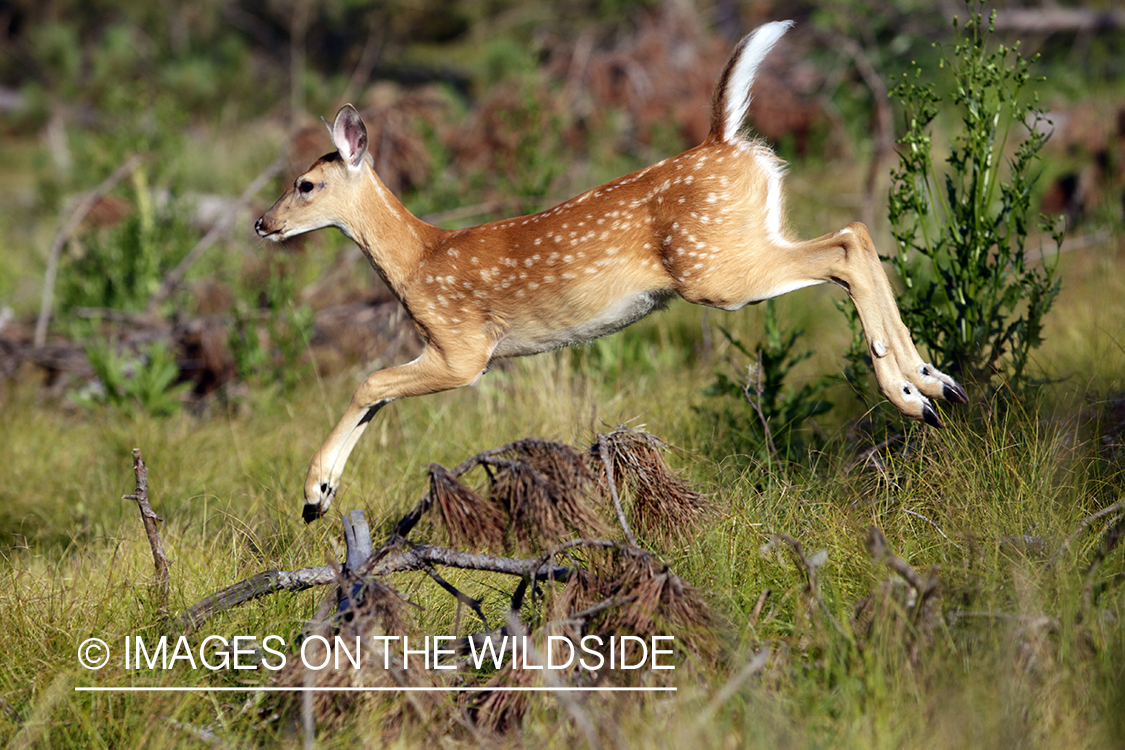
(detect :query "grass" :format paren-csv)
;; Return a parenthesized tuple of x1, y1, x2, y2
(2, 227, 1124, 746)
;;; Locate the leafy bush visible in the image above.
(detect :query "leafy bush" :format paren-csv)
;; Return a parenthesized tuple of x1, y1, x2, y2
(75, 339, 189, 417)
(57, 169, 192, 317)
(228, 264, 314, 394)
(867, 3, 1062, 389)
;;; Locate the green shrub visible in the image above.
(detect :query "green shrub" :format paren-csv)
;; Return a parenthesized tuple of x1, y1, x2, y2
(866, 3, 1063, 390)
(703, 300, 835, 463)
(75, 339, 189, 417)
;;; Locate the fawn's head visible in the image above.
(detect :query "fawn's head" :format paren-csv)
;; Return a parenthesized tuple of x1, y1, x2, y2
(255, 104, 371, 242)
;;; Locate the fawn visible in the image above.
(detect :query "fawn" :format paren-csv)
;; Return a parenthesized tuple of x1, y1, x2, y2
(256, 21, 967, 522)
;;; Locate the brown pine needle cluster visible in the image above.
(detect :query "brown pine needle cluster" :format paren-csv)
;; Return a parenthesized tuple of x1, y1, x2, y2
(553, 545, 719, 666)
(592, 427, 706, 541)
(427, 463, 507, 551)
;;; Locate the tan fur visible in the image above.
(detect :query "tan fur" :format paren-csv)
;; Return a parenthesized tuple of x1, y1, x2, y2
(256, 26, 965, 520)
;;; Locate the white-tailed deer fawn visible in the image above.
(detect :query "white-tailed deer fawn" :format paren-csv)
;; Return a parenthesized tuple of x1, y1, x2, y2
(256, 21, 967, 522)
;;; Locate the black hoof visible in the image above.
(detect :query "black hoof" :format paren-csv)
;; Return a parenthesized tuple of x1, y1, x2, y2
(303, 503, 325, 524)
(943, 381, 969, 405)
(921, 402, 944, 428)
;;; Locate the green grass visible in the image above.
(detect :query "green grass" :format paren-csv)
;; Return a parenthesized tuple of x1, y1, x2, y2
(2, 236, 1124, 746)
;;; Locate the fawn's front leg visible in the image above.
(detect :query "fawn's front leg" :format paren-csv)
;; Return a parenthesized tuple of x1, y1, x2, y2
(303, 345, 491, 522)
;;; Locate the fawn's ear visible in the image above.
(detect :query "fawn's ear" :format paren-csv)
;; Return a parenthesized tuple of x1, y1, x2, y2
(331, 104, 369, 170)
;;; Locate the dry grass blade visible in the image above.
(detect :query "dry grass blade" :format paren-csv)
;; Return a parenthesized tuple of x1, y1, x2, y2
(592, 427, 706, 541)
(428, 463, 507, 551)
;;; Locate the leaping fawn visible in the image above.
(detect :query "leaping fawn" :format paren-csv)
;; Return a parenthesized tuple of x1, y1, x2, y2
(256, 21, 967, 522)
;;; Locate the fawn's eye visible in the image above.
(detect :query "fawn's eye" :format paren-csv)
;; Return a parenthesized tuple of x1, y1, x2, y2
(298, 180, 315, 194)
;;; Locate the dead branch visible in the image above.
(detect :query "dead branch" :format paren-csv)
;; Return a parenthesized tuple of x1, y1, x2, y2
(866, 526, 942, 614)
(341, 509, 373, 574)
(178, 543, 573, 633)
(35, 155, 145, 347)
(177, 426, 713, 721)
(179, 566, 335, 632)
(122, 448, 170, 609)
(765, 533, 849, 639)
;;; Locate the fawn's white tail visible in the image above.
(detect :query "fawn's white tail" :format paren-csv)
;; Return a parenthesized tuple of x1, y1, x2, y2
(256, 21, 966, 522)
(713, 20, 795, 143)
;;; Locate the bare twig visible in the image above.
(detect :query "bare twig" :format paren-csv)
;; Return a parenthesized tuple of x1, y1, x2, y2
(122, 448, 169, 608)
(846, 433, 902, 471)
(561, 594, 637, 625)
(765, 533, 848, 638)
(693, 647, 771, 729)
(421, 563, 489, 630)
(1083, 513, 1125, 610)
(901, 508, 962, 551)
(749, 588, 771, 627)
(866, 526, 930, 595)
(831, 33, 893, 229)
(35, 155, 144, 347)
(864, 526, 942, 624)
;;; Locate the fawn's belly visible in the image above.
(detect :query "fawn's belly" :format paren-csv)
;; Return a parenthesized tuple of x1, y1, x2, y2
(490, 288, 674, 358)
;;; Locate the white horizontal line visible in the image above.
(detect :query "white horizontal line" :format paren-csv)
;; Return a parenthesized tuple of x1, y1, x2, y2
(75, 686, 676, 693)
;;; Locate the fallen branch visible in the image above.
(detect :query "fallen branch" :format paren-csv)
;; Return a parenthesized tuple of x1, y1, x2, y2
(179, 566, 335, 632)
(179, 543, 573, 633)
